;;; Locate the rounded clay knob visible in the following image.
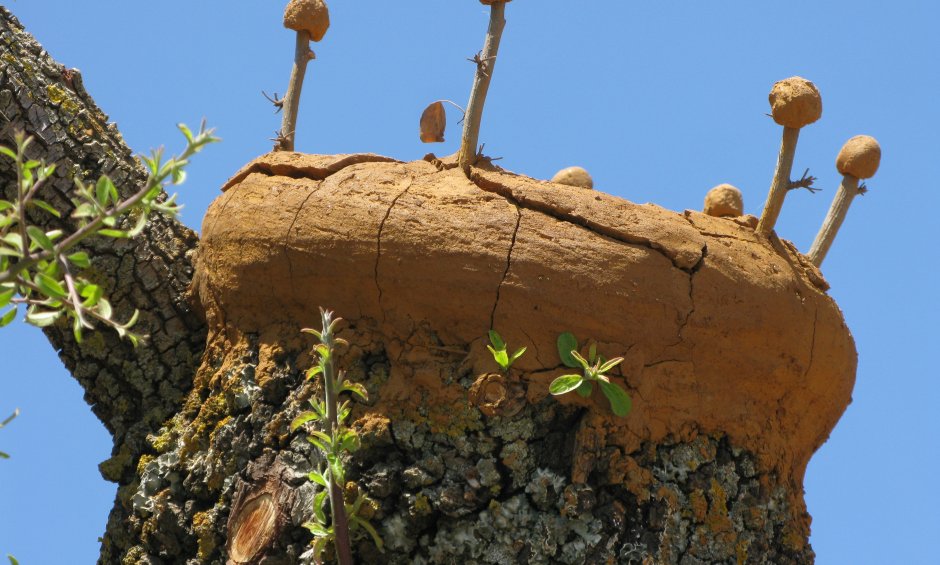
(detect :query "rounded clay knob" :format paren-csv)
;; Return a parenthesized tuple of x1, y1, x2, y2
(836, 135, 881, 179)
(703, 184, 744, 217)
(283, 0, 330, 42)
(551, 166, 594, 190)
(769, 77, 822, 129)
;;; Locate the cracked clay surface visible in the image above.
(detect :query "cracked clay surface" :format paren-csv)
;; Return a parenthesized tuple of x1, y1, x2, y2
(193, 152, 857, 556)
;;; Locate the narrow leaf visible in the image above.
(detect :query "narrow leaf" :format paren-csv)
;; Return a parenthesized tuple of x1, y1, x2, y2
(35, 272, 67, 298)
(26, 226, 54, 251)
(290, 411, 318, 432)
(67, 251, 91, 269)
(598, 356, 624, 374)
(488, 330, 505, 350)
(0, 308, 16, 327)
(0, 287, 14, 309)
(351, 515, 385, 552)
(29, 199, 62, 218)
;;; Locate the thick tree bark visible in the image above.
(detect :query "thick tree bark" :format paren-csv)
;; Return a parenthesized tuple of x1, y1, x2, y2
(0, 9, 204, 475)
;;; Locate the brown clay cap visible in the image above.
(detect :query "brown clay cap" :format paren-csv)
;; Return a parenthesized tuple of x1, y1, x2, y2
(769, 77, 822, 129)
(703, 184, 744, 217)
(551, 166, 594, 190)
(283, 0, 330, 42)
(836, 135, 881, 179)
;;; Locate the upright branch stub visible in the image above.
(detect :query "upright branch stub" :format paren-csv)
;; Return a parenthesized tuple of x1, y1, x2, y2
(756, 77, 822, 235)
(277, 0, 330, 152)
(458, 1, 510, 176)
(807, 135, 881, 266)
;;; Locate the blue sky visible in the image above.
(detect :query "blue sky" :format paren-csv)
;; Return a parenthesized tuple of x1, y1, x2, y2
(1, 1, 938, 563)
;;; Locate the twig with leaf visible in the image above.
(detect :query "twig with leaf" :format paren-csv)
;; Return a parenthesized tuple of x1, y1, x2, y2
(0, 123, 217, 344)
(291, 309, 383, 564)
(550, 332, 632, 417)
(486, 329, 526, 372)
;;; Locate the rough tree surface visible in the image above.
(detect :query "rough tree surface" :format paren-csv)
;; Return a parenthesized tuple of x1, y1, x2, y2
(1, 8, 856, 565)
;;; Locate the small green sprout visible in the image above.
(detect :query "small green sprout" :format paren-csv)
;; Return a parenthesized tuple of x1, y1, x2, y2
(551, 332, 632, 417)
(486, 330, 526, 373)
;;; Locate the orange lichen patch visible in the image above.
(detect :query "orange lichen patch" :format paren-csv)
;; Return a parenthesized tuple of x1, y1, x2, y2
(196, 153, 857, 543)
(229, 493, 277, 563)
(690, 489, 708, 523)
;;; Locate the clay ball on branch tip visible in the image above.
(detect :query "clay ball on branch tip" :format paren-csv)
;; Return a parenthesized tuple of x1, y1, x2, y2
(551, 166, 594, 190)
(769, 77, 822, 129)
(703, 184, 744, 217)
(283, 0, 330, 42)
(836, 135, 881, 179)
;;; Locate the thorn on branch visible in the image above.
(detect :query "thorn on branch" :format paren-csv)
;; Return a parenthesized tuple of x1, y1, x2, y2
(467, 50, 497, 78)
(788, 168, 820, 193)
(263, 91, 285, 113)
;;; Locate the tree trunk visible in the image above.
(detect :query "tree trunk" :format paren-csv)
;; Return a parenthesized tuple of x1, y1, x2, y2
(1, 9, 855, 565)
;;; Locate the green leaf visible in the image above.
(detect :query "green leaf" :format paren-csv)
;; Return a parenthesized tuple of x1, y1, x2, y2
(2, 233, 23, 252)
(0, 287, 14, 309)
(0, 146, 16, 160)
(598, 356, 624, 374)
(178, 122, 194, 144)
(25, 308, 61, 327)
(549, 374, 584, 395)
(35, 272, 67, 298)
(95, 175, 117, 207)
(487, 345, 509, 370)
(67, 251, 91, 269)
(29, 199, 62, 218)
(557, 332, 579, 367)
(508, 346, 527, 366)
(570, 349, 590, 369)
(307, 470, 328, 487)
(8, 554, 20, 565)
(488, 330, 505, 350)
(598, 380, 632, 417)
(0, 308, 17, 327)
(589, 342, 597, 363)
(0, 200, 15, 212)
(303, 521, 331, 538)
(328, 454, 345, 486)
(290, 411, 318, 432)
(576, 380, 593, 398)
(80, 283, 102, 307)
(307, 436, 328, 453)
(97, 228, 128, 238)
(350, 515, 385, 552)
(72, 314, 84, 343)
(313, 490, 329, 525)
(125, 212, 149, 238)
(97, 298, 112, 320)
(341, 381, 368, 400)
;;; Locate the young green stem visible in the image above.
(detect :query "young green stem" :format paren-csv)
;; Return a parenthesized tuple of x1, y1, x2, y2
(320, 313, 353, 565)
(756, 126, 800, 235)
(458, 2, 507, 176)
(278, 30, 313, 152)
(807, 174, 860, 266)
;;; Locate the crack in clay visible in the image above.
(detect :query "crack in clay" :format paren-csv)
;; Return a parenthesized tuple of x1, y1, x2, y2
(490, 204, 522, 330)
(222, 153, 401, 191)
(520, 327, 545, 367)
(375, 178, 415, 321)
(283, 184, 323, 301)
(804, 308, 819, 379)
(470, 172, 702, 274)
